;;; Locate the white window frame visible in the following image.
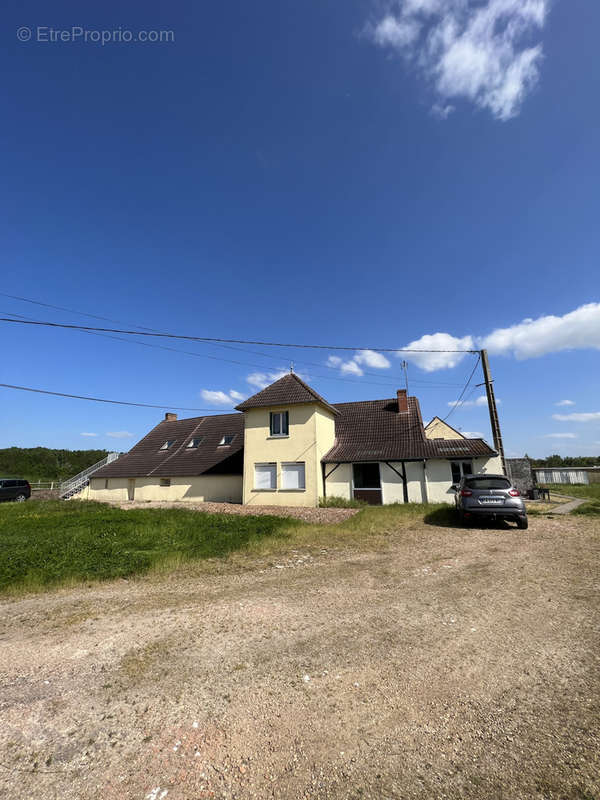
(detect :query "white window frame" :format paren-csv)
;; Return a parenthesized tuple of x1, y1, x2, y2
(218, 434, 236, 446)
(187, 437, 204, 448)
(254, 462, 277, 490)
(160, 440, 175, 450)
(281, 462, 306, 491)
(269, 411, 289, 438)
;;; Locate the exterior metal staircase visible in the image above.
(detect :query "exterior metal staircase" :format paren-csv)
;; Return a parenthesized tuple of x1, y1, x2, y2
(59, 453, 121, 499)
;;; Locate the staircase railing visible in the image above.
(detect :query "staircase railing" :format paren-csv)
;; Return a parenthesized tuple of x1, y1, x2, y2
(59, 452, 121, 499)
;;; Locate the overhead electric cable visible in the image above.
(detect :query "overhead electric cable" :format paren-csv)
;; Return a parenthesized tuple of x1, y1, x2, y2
(0, 316, 479, 353)
(443, 355, 482, 421)
(0, 383, 233, 412)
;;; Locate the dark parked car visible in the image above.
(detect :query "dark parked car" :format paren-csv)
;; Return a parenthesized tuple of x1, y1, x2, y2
(452, 473, 527, 529)
(0, 478, 31, 502)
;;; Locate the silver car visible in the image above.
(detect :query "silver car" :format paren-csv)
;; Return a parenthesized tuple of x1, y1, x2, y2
(452, 473, 528, 529)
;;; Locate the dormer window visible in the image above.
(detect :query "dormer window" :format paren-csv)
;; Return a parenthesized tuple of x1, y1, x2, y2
(218, 434, 235, 446)
(187, 437, 204, 449)
(160, 440, 175, 450)
(269, 411, 289, 437)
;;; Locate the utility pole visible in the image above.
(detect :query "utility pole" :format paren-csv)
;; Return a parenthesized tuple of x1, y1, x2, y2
(480, 349, 506, 474)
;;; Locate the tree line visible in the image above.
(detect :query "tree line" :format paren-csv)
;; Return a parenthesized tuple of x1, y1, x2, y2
(527, 454, 600, 468)
(0, 447, 111, 482)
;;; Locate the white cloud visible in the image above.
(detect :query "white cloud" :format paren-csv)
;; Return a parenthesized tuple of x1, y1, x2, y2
(201, 389, 246, 406)
(246, 370, 301, 390)
(106, 431, 134, 439)
(552, 412, 600, 423)
(366, 0, 548, 120)
(480, 303, 600, 359)
(447, 394, 489, 408)
(354, 349, 391, 369)
(341, 360, 364, 376)
(555, 400, 575, 407)
(326, 355, 342, 368)
(397, 302, 600, 372)
(543, 433, 578, 439)
(400, 332, 474, 372)
(80, 432, 98, 437)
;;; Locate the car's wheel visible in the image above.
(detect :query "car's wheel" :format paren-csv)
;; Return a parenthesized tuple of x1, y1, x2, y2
(516, 516, 528, 530)
(15, 494, 27, 503)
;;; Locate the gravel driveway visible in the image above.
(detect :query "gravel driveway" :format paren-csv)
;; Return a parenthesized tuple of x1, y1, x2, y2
(1, 515, 598, 800)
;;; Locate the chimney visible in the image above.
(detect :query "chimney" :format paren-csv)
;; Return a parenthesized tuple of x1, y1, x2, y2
(164, 412, 177, 422)
(397, 389, 408, 413)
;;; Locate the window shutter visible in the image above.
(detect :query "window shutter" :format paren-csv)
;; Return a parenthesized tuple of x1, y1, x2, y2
(282, 462, 305, 490)
(255, 463, 277, 489)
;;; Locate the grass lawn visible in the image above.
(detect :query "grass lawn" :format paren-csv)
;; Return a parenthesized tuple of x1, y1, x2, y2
(541, 483, 600, 517)
(0, 500, 455, 593)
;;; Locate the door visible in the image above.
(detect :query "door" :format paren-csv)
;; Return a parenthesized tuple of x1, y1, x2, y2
(127, 478, 136, 501)
(353, 463, 382, 505)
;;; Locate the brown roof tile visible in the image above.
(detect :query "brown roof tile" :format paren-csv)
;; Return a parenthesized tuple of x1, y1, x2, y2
(94, 413, 244, 478)
(322, 397, 496, 463)
(235, 373, 339, 416)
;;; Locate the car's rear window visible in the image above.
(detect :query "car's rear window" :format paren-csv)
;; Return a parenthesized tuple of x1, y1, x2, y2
(465, 477, 511, 490)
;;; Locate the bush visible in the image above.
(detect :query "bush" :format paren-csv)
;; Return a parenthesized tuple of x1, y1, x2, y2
(319, 496, 367, 508)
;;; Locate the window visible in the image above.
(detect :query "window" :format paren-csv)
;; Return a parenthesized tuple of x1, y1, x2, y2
(451, 461, 472, 483)
(254, 463, 277, 490)
(187, 437, 204, 448)
(281, 462, 305, 490)
(219, 434, 235, 446)
(160, 440, 175, 450)
(104, 479, 109, 490)
(160, 478, 171, 487)
(466, 476, 510, 490)
(269, 411, 289, 437)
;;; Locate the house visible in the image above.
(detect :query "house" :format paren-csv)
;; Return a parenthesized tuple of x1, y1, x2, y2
(85, 373, 502, 506)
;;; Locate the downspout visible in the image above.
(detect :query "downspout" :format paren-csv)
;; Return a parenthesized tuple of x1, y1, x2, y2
(321, 462, 327, 500)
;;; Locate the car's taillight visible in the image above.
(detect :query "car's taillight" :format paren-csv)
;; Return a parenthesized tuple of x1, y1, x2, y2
(460, 489, 472, 497)
(509, 489, 520, 497)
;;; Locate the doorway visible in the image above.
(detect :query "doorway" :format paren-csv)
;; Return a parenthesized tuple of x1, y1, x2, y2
(127, 478, 136, 502)
(352, 463, 382, 505)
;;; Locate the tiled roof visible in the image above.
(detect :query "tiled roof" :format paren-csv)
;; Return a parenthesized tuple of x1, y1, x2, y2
(235, 373, 339, 415)
(322, 397, 496, 463)
(94, 413, 244, 478)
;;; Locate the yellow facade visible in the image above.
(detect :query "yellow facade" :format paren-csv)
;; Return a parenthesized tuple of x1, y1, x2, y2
(85, 475, 242, 503)
(241, 403, 336, 507)
(424, 417, 465, 440)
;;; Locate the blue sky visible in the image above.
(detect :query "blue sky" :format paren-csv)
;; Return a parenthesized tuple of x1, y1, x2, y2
(2, 0, 599, 459)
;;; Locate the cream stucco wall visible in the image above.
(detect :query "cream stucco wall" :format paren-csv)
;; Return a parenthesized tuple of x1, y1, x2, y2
(323, 455, 502, 505)
(424, 456, 504, 503)
(424, 418, 465, 440)
(85, 475, 243, 503)
(241, 403, 335, 507)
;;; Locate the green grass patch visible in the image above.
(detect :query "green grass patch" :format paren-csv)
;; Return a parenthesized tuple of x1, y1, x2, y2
(573, 500, 600, 517)
(540, 484, 600, 500)
(318, 495, 367, 508)
(0, 500, 454, 594)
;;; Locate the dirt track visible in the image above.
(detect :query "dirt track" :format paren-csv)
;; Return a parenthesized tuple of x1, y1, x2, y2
(1, 515, 599, 799)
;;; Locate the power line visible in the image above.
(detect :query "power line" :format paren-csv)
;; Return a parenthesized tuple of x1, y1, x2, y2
(0, 293, 472, 386)
(443, 354, 482, 421)
(0, 317, 478, 354)
(0, 383, 231, 413)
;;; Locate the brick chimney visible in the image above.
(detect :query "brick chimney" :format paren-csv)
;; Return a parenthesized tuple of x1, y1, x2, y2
(164, 412, 177, 422)
(397, 389, 408, 413)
